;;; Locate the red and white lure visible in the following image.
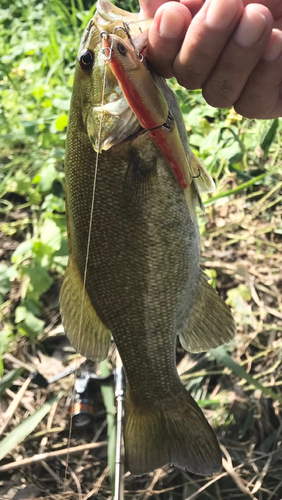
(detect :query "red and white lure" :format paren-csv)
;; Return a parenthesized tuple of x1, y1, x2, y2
(101, 29, 191, 189)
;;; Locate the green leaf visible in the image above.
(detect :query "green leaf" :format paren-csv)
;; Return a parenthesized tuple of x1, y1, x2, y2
(52, 98, 70, 111)
(0, 264, 14, 303)
(28, 190, 42, 205)
(40, 217, 62, 252)
(226, 285, 252, 307)
(12, 241, 34, 265)
(15, 306, 45, 337)
(26, 262, 53, 296)
(42, 194, 65, 213)
(22, 299, 41, 317)
(32, 242, 53, 269)
(15, 306, 28, 324)
(53, 239, 69, 272)
(55, 114, 68, 131)
(5, 171, 32, 197)
(0, 393, 63, 461)
(34, 163, 60, 192)
(18, 57, 41, 73)
(0, 326, 14, 356)
(0, 368, 24, 396)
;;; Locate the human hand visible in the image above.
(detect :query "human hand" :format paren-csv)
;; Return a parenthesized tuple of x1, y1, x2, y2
(139, 0, 282, 119)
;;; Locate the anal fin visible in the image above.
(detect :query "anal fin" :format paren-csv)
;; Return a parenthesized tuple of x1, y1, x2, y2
(179, 272, 236, 353)
(60, 257, 111, 361)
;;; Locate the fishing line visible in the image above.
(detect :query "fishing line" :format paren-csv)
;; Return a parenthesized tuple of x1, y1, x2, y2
(63, 53, 108, 494)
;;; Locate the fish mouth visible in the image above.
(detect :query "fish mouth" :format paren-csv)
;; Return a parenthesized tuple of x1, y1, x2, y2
(92, 94, 132, 116)
(86, 95, 141, 152)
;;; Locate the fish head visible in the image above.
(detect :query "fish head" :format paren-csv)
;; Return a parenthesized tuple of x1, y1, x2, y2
(71, 0, 152, 153)
(73, 19, 139, 153)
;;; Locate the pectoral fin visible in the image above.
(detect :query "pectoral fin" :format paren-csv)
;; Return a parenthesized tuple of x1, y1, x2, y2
(189, 151, 215, 194)
(179, 272, 236, 353)
(184, 151, 214, 217)
(60, 257, 111, 361)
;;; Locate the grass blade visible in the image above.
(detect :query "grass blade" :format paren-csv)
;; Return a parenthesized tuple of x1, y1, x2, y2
(260, 119, 279, 156)
(205, 173, 266, 205)
(210, 347, 282, 404)
(0, 392, 63, 461)
(0, 368, 24, 396)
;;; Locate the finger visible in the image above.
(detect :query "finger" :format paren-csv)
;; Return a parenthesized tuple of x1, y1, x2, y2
(243, 0, 282, 20)
(139, 0, 203, 19)
(202, 4, 274, 108)
(139, 0, 180, 19)
(180, 0, 204, 16)
(234, 29, 282, 118)
(146, 2, 193, 78)
(172, 0, 245, 89)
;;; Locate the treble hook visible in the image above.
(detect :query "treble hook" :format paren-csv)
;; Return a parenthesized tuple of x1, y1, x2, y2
(100, 31, 113, 61)
(192, 168, 201, 179)
(113, 22, 144, 62)
(113, 21, 134, 47)
(113, 23, 129, 37)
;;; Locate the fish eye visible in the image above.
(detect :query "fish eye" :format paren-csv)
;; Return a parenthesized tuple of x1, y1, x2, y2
(117, 43, 127, 56)
(79, 49, 95, 69)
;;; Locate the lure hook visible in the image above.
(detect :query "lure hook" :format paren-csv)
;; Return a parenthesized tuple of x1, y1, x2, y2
(192, 168, 201, 179)
(101, 31, 113, 61)
(113, 22, 144, 62)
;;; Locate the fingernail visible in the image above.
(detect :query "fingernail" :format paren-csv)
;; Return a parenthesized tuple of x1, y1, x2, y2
(235, 8, 267, 48)
(206, 0, 240, 30)
(263, 29, 282, 61)
(159, 10, 186, 38)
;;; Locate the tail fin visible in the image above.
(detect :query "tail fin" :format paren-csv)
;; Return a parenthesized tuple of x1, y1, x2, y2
(125, 385, 221, 476)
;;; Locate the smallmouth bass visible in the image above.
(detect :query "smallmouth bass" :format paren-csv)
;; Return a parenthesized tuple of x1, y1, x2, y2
(60, 0, 236, 476)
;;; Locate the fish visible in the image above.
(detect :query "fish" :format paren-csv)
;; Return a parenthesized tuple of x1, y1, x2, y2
(60, 0, 236, 476)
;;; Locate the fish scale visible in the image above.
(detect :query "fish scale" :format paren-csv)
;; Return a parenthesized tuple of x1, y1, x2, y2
(60, 0, 236, 476)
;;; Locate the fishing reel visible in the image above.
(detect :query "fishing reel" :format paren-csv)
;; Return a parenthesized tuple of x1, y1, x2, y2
(71, 370, 113, 428)
(30, 364, 115, 429)
(31, 360, 126, 429)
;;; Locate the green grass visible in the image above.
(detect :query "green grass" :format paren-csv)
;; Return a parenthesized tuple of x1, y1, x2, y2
(0, 1, 282, 499)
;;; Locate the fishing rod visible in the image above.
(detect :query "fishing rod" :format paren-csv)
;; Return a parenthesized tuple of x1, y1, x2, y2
(31, 354, 126, 500)
(114, 353, 126, 500)
(71, 357, 126, 500)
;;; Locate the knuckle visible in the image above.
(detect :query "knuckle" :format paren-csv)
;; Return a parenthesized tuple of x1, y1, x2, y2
(173, 63, 204, 90)
(149, 55, 174, 79)
(234, 89, 267, 119)
(202, 79, 236, 108)
(234, 100, 268, 119)
(234, 101, 256, 118)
